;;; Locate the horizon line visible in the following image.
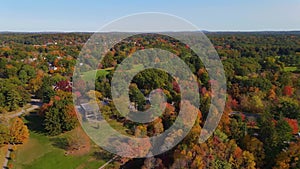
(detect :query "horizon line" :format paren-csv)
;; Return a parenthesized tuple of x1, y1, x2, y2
(0, 30, 300, 33)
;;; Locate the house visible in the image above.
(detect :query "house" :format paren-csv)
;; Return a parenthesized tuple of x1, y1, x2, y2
(80, 103, 103, 122)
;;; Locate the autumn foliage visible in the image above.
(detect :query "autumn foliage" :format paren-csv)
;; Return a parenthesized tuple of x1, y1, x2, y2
(9, 117, 29, 144)
(282, 85, 293, 97)
(285, 118, 299, 134)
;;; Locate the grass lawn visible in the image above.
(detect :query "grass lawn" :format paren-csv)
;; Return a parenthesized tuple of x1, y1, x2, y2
(284, 66, 297, 72)
(12, 115, 110, 169)
(132, 64, 144, 71)
(81, 64, 144, 82)
(82, 69, 109, 81)
(122, 64, 144, 72)
(82, 119, 131, 148)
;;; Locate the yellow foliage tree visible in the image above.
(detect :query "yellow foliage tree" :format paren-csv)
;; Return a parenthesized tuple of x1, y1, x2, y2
(9, 117, 29, 144)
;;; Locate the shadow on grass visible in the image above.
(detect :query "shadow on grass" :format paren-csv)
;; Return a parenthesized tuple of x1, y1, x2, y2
(93, 150, 114, 161)
(50, 137, 69, 150)
(24, 115, 70, 151)
(23, 115, 46, 134)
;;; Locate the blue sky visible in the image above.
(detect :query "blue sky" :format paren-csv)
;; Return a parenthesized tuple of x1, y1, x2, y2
(0, 0, 299, 32)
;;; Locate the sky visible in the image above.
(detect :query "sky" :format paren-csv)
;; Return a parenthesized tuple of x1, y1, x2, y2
(0, 0, 299, 32)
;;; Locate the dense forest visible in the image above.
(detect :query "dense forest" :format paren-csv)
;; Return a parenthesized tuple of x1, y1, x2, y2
(0, 32, 300, 169)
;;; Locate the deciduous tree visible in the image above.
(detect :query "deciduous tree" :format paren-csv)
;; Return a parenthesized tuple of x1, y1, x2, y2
(9, 117, 29, 144)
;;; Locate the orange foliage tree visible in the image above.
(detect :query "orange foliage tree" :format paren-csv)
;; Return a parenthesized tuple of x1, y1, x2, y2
(9, 117, 29, 144)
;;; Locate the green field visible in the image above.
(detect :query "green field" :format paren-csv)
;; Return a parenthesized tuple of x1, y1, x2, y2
(13, 133, 106, 169)
(11, 116, 109, 169)
(81, 64, 146, 82)
(283, 66, 297, 72)
(82, 69, 109, 81)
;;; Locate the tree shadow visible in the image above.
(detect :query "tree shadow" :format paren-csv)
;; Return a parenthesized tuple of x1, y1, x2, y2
(50, 137, 69, 150)
(23, 115, 46, 134)
(93, 150, 114, 161)
(121, 158, 144, 169)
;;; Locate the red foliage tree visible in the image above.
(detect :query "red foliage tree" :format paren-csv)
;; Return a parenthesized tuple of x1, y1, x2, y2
(240, 113, 246, 121)
(172, 81, 180, 93)
(283, 85, 293, 97)
(73, 79, 86, 93)
(55, 80, 72, 92)
(285, 118, 298, 134)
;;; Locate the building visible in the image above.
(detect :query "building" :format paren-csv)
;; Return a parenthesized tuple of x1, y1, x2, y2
(80, 103, 103, 122)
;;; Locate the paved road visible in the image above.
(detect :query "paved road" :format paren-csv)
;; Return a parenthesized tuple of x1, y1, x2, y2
(2, 145, 11, 169)
(98, 156, 118, 169)
(0, 99, 42, 119)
